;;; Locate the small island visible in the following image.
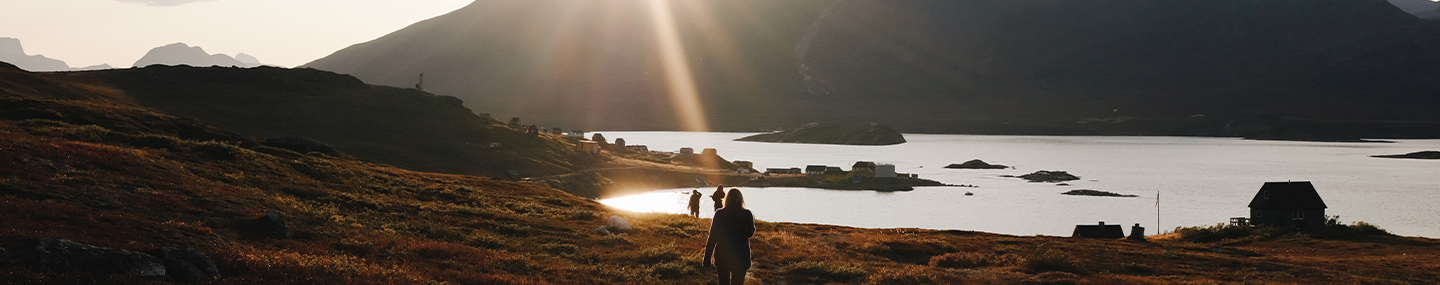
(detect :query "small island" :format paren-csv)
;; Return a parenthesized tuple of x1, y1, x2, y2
(1016, 170, 1080, 183)
(1372, 151, 1440, 160)
(735, 122, 906, 145)
(1062, 189, 1137, 197)
(945, 159, 1010, 169)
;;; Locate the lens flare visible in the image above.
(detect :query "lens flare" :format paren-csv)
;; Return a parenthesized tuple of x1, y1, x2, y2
(645, 0, 709, 133)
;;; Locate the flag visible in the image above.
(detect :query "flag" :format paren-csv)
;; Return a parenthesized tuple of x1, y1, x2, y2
(1156, 192, 1159, 206)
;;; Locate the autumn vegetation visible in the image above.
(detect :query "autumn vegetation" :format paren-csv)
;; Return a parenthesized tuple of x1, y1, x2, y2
(3, 63, 1439, 284)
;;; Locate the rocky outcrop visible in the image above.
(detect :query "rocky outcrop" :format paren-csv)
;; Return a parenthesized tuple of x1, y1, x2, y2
(1061, 189, 1137, 197)
(246, 211, 294, 239)
(22, 239, 166, 277)
(606, 216, 633, 233)
(736, 122, 906, 145)
(945, 159, 1009, 169)
(1372, 151, 1440, 159)
(1017, 171, 1080, 183)
(149, 247, 221, 282)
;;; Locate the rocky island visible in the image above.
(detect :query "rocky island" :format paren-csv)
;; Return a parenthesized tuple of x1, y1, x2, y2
(739, 174, 945, 192)
(945, 159, 1010, 169)
(1014, 170, 1081, 183)
(1372, 151, 1440, 160)
(735, 122, 906, 145)
(1062, 189, 1138, 197)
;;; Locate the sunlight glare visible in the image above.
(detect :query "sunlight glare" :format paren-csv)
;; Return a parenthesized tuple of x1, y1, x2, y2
(645, 0, 710, 132)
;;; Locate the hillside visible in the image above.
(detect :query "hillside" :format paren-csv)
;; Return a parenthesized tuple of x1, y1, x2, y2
(4, 88, 1440, 284)
(305, 0, 1440, 139)
(0, 62, 600, 179)
(736, 122, 906, 145)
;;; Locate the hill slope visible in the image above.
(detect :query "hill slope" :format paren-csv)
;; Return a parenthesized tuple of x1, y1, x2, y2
(306, 0, 1440, 139)
(0, 62, 599, 178)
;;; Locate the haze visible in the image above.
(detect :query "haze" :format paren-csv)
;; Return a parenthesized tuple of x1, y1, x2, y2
(0, 0, 471, 68)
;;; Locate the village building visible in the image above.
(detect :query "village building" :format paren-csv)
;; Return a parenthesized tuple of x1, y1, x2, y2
(1072, 221, 1125, 238)
(805, 165, 828, 175)
(626, 145, 649, 152)
(702, 148, 718, 156)
(766, 168, 802, 175)
(568, 130, 585, 139)
(876, 164, 897, 178)
(679, 147, 694, 155)
(852, 161, 876, 171)
(1248, 181, 1327, 229)
(823, 168, 849, 183)
(577, 141, 600, 153)
(734, 161, 754, 169)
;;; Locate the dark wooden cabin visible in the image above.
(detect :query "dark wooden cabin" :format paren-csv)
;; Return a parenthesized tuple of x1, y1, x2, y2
(1072, 221, 1125, 238)
(1248, 181, 1327, 229)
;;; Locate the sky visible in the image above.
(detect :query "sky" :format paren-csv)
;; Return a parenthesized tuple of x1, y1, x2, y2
(0, 0, 473, 68)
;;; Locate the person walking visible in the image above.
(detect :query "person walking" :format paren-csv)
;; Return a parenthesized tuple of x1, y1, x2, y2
(710, 186, 726, 211)
(703, 188, 755, 285)
(687, 190, 703, 218)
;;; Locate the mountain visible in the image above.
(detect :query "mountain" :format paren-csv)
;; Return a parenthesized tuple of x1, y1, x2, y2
(736, 122, 906, 145)
(1418, 6, 1440, 19)
(132, 43, 259, 68)
(1387, 0, 1440, 14)
(234, 52, 262, 66)
(0, 37, 72, 71)
(306, 0, 1440, 139)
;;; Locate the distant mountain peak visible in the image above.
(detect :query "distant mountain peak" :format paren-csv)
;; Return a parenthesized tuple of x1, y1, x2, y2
(0, 37, 72, 72)
(133, 42, 259, 68)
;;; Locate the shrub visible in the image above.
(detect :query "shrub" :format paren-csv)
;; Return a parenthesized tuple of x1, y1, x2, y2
(542, 242, 579, 255)
(569, 209, 600, 221)
(778, 260, 866, 281)
(464, 233, 507, 249)
(190, 140, 249, 160)
(637, 244, 684, 264)
(1024, 250, 1084, 274)
(865, 266, 938, 285)
(649, 261, 694, 280)
(930, 252, 992, 269)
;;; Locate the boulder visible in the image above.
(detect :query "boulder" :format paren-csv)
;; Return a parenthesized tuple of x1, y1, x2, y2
(0, 248, 15, 265)
(1017, 170, 1080, 183)
(149, 247, 221, 282)
(606, 216, 633, 233)
(249, 211, 294, 239)
(25, 239, 166, 277)
(594, 226, 612, 236)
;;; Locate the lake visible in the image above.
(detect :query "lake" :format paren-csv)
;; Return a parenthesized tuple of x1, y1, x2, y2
(596, 132, 1440, 238)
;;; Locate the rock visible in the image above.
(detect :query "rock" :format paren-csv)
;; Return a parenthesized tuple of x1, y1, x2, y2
(944, 159, 1009, 169)
(25, 239, 166, 277)
(249, 211, 294, 239)
(262, 136, 342, 156)
(734, 122, 906, 145)
(0, 248, 15, 265)
(1017, 170, 1080, 183)
(606, 216, 633, 233)
(1061, 189, 1137, 197)
(1372, 151, 1440, 160)
(149, 247, 221, 282)
(594, 226, 612, 236)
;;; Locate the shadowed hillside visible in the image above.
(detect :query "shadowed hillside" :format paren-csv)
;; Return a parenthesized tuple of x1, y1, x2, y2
(1, 62, 601, 178)
(306, 0, 1440, 140)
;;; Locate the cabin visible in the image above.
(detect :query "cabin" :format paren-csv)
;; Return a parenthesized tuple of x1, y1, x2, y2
(1248, 181, 1327, 229)
(577, 141, 600, 153)
(702, 148, 718, 156)
(766, 168, 802, 175)
(805, 165, 828, 175)
(1072, 221, 1125, 238)
(679, 147, 695, 156)
(625, 145, 649, 152)
(823, 168, 849, 182)
(852, 161, 876, 171)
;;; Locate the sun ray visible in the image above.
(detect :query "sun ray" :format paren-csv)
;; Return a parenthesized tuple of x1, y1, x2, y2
(645, 0, 709, 133)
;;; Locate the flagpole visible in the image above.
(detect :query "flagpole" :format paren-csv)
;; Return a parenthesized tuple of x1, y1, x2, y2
(1156, 191, 1161, 234)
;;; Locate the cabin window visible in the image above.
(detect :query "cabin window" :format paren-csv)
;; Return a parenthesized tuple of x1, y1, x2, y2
(1292, 210, 1304, 220)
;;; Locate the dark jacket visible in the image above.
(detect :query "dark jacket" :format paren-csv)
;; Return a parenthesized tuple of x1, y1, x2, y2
(705, 207, 755, 269)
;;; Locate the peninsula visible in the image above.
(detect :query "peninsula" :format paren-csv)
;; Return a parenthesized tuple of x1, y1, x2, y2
(735, 122, 906, 145)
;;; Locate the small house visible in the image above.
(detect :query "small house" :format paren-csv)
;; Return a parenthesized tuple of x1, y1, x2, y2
(824, 169, 849, 182)
(626, 145, 649, 152)
(577, 141, 600, 153)
(766, 168, 801, 175)
(1072, 221, 1125, 238)
(805, 165, 828, 175)
(1248, 181, 1327, 229)
(702, 148, 718, 156)
(679, 147, 694, 155)
(852, 161, 876, 171)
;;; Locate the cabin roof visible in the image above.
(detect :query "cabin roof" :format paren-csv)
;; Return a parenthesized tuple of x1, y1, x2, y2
(1247, 181, 1327, 210)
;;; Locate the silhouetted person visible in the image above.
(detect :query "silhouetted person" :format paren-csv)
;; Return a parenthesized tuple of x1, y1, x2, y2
(704, 188, 754, 285)
(710, 186, 726, 211)
(687, 190, 703, 218)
